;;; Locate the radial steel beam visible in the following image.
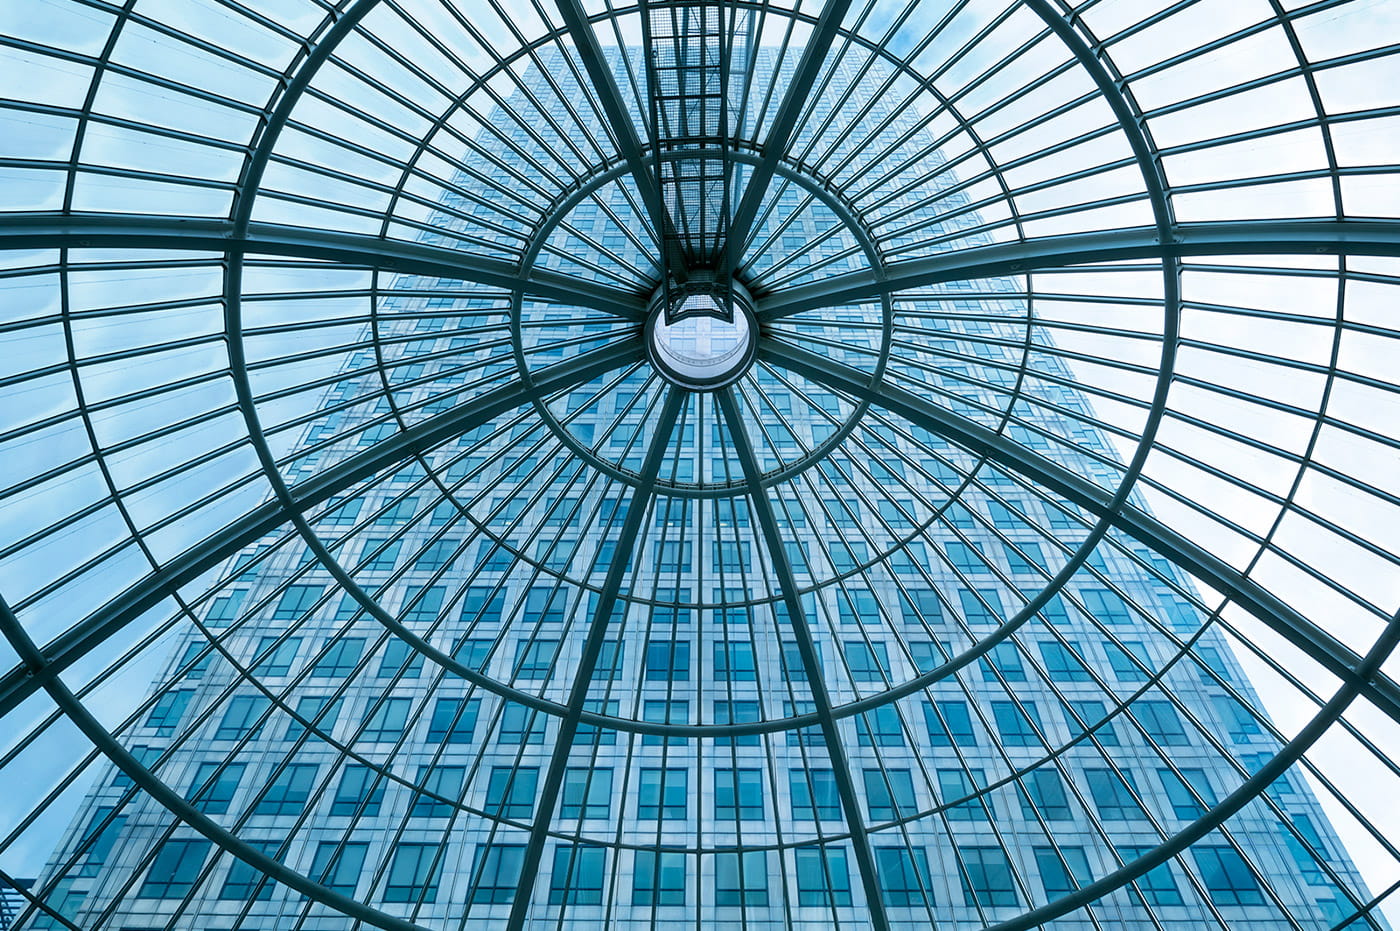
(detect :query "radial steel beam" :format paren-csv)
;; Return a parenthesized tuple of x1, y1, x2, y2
(761, 339, 1400, 727)
(505, 387, 685, 931)
(0, 340, 644, 720)
(716, 387, 892, 931)
(0, 213, 648, 319)
(756, 219, 1400, 319)
(725, 0, 854, 265)
(552, 0, 688, 283)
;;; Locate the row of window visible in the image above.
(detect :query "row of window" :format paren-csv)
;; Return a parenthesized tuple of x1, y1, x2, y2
(171, 750, 1240, 829)
(225, 581, 1198, 674)
(148, 673, 1264, 760)
(189, 613, 1232, 717)
(135, 835, 1265, 910)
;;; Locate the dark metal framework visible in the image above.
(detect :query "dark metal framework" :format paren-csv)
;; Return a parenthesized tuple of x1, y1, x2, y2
(0, 0, 1398, 929)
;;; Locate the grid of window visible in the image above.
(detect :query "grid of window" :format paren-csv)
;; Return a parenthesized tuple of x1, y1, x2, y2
(4, 3, 1398, 930)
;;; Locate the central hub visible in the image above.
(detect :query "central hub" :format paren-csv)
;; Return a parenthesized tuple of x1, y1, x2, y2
(645, 279, 757, 391)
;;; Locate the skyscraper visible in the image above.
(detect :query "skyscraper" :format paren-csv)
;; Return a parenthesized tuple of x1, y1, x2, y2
(3, 3, 1398, 931)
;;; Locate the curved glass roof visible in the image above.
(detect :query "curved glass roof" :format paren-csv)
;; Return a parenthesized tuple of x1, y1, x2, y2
(1, 0, 1398, 928)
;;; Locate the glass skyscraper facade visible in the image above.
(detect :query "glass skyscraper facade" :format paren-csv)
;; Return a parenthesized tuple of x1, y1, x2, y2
(21, 38, 1386, 931)
(4, 2, 1400, 931)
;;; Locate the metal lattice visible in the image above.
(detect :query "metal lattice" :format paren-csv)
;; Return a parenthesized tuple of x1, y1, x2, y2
(0, 1, 1398, 930)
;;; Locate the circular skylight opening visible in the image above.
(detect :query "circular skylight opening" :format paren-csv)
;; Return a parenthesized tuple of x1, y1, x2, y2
(647, 289, 756, 390)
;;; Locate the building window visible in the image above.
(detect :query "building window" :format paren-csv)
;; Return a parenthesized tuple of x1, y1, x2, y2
(549, 844, 606, 905)
(637, 767, 687, 820)
(74, 807, 125, 877)
(786, 699, 824, 747)
(1038, 640, 1091, 681)
(498, 704, 546, 744)
(220, 841, 278, 901)
(844, 640, 891, 683)
(714, 639, 757, 680)
(561, 767, 611, 819)
(981, 641, 1026, 681)
(1132, 699, 1191, 746)
(145, 690, 191, 737)
(597, 638, 623, 680)
(1121, 845, 1184, 905)
(310, 842, 367, 895)
(524, 585, 567, 625)
(1035, 846, 1089, 898)
(791, 768, 842, 821)
(310, 637, 364, 677)
(377, 640, 424, 679)
(415, 540, 455, 570)
(139, 840, 211, 899)
(925, 700, 978, 747)
(945, 541, 987, 573)
(780, 639, 820, 679)
(175, 641, 212, 680)
(715, 768, 764, 821)
(387, 842, 443, 903)
(856, 706, 905, 746)
(1082, 587, 1134, 625)
(863, 768, 917, 821)
(461, 586, 506, 624)
(402, 584, 446, 624)
(992, 700, 1043, 747)
(577, 698, 619, 746)
(1213, 695, 1263, 743)
(361, 698, 411, 741)
(454, 636, 493, 670)
(331, 764, 384, 817)
(837, 588, 880, 625)
(427, 696, 478, 743)
(715, 851, 768, 906)
(253, 763, 318, 816)
(484, 765, 537, 819)
(361, 540, 401, 573)
(958, 588, 1003, 626)
(206, 592, 245, 628)
(514, 638, 559, 679)
(410, 764, 466, 818)
(1069, 699, 1118, 746)
(714, 699, 761, 746)
(958, 846, 1019, 908)
(645, 639, 690, 680)
(908, 640, 944, 672)
(795, 846, 852, 905)
(876, 846, 932, 906)
(633, 850, 686, 905)
(1105, 641, 1146, 682)
(215, 694, 268, 740)
(939, 768, 990, 822)
(1193, 845, 1265, 906)
(253, 635, 301, 676)
(281, 694, 338, 744)
(1085, 767, 1143, 821)
(657, 539, 694, 571)
(1018, 769, 1073, 821)
(641, 700, 687, 746)
(901, 589, 944, 625)
(1158, 768, 1214, 819)
(272, 583, 323, 619)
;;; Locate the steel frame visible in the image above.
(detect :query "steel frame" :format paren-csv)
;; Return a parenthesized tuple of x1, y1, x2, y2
(2, 0, 1399, 926)
(756, 220, 1400, 318)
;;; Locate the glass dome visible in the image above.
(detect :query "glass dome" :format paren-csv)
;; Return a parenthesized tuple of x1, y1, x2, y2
(1, 0, 1398, 929)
